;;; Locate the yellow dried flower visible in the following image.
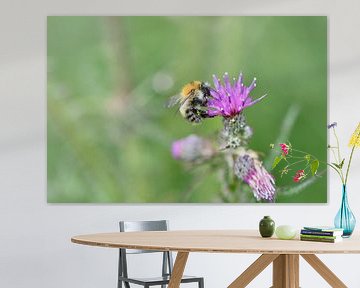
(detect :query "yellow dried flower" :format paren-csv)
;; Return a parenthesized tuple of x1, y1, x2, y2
(349, 122, 360, 148)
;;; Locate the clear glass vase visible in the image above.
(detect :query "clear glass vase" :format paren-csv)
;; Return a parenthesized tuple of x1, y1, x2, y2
(334, 185, 356, 237)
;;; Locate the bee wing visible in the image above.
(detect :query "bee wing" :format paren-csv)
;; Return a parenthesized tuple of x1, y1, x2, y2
(165, 93, 193, 108)
(165, 94, 182, 108)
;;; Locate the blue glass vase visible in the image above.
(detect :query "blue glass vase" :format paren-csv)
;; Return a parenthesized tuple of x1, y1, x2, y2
(334, 185, 356, 237)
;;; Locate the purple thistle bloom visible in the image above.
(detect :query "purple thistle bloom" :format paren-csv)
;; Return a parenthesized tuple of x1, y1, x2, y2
(207, 72, 267, 118)
(234, 154, 276, 202)
(171, 135, 214, 162)
(327, 122, 337, 129)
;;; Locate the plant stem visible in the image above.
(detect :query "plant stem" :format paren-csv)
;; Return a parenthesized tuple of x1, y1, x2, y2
(285, 159, 306, 169)
(345, 130, 360, 185)
(291, 148, 318, 160)
(292, 148, 344, 183)
(287, 155, 310, 160)
(333, 127, 342, 164)
(327, 163, 343, 180)
(333, 127, 345, 182)
(329, 147, 345, 184)
(345, 145, 356, 185)
(330, 147, 339, 164)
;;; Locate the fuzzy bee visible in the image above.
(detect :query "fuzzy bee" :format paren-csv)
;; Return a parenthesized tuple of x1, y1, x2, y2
(167, 81, 211, 123)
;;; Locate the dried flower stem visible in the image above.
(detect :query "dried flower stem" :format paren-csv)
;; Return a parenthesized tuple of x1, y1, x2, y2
(345, 129, 360, 185)
(345, 145, 356, 185)
(332, 127, 345, 183)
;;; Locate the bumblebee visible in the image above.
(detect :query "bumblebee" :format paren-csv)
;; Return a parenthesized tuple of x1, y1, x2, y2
(167, 81, 211, 123)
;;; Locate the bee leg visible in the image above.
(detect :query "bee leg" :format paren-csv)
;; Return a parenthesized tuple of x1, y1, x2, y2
(199, 110, 212, 118)
(193, 116, 202, 123)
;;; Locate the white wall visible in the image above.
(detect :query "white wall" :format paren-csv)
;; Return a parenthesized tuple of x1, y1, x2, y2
(1, 0, 360, 287)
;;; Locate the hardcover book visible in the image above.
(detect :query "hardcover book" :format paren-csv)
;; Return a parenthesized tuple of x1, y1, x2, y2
(301, 229, 343, 237)
(303, 226, 344, 232)
(300, 236, 343, 243)
(300, 234, 341, 240)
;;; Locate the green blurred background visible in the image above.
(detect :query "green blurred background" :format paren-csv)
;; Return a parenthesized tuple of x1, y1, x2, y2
(47, 16, 327, 203)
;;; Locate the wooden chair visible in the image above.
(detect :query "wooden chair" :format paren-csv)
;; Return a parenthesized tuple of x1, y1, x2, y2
(118, 220, 204, 288)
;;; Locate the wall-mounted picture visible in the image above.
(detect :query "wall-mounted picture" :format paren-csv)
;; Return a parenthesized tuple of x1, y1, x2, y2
(47, 16, 327, 203)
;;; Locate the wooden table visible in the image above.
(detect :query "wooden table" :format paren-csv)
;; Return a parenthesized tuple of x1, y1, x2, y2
(71, 230, 360, 288)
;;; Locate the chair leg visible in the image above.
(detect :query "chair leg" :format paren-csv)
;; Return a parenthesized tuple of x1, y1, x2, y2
(198, 278, 204, 288)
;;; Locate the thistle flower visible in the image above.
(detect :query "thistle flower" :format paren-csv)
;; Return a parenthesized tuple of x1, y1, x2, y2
(293, 169, 305, 183)
(171, 135, 214, 162)
(234, 154, 276, 201)
(220, 114, 253, 149)
(349, 122, 360, 148)
(207, 72, 267, 118)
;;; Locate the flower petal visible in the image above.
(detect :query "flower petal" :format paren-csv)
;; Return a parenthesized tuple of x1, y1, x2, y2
(208, 73, 266, 118)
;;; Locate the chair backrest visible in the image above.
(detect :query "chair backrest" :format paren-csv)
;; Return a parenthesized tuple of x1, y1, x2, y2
(120, 220, 169, 232)
(118, 220, 174, 282)
(119, 220, 169, 254)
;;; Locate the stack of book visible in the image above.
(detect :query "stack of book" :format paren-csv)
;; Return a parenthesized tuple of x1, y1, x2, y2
(300, 226, 344, 243)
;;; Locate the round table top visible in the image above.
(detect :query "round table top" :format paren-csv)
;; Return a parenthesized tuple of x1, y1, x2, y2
(71, 230, 360, 254)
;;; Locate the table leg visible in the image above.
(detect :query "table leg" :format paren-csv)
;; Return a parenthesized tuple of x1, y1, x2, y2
(168, 252, 189, 288)
(228, 254, 279, 288)
(301, 254, 347, 288)
(272, 254, 299, 288)
(229, 253, 348, 288)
